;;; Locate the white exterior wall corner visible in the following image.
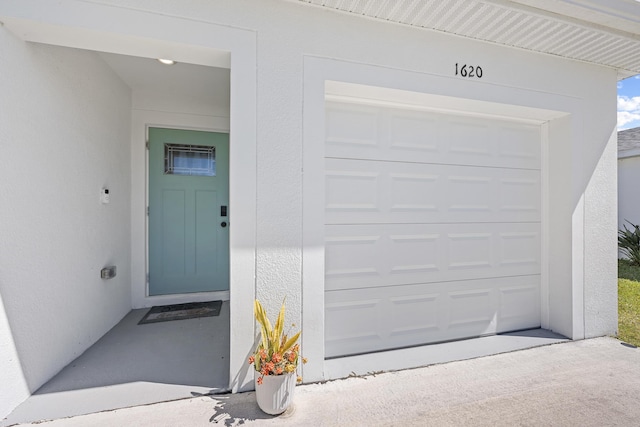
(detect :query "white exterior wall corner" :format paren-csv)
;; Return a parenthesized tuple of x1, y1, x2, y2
(0, 27, 132, 417)
(578, 71, 618, 339)
(584, 128, 618, 338)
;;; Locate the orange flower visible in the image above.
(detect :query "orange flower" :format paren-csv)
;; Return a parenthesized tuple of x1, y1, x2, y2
(276, 367, 283, 375)
(272, 353, 282, 363)
(259, 349, 267, 361)
(248, 355, 255, 365)
(257, 376, 263, 385)
(265, 362, 275, 373)
(287, 352, 296, 362)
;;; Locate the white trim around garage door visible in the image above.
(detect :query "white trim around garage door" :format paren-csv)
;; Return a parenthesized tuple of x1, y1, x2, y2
(302, 55, 580, 382)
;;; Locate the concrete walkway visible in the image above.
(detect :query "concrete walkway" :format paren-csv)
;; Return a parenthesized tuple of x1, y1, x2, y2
(2, 305, 230, 426)
(10, 337, 640, 427)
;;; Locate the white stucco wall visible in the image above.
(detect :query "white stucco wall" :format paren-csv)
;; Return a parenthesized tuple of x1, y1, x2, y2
(0, 0, 620, 415)
(584, 130, 618, 337)
(619, 155, 640, 231)
(0, 29, 132, 417)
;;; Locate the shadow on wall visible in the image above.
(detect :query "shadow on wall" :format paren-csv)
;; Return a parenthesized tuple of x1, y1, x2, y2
(0, 27, 132, 416)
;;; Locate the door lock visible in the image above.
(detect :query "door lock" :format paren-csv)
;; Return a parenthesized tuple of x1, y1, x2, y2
(221, 221, 227, 228)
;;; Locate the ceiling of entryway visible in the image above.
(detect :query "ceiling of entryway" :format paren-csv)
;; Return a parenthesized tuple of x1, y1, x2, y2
(99, 53, 230, 105)
(294, 0, 640, 78)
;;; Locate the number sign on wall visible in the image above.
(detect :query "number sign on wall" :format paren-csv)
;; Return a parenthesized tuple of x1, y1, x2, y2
(455, 63, 483, 78)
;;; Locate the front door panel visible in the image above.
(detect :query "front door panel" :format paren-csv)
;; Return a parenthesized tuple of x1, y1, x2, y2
(148, 128, 229, 296)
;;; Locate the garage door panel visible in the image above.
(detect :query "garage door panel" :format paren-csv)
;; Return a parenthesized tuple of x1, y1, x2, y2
(499, 124, 541, 162)
(447, 175, 493, 215)
(389, 112, 440, 153)
(324, 99, 542, 359)
(324, 298, 384, 349)
(325, 233, 383, 282)
(325, 169, 380, 214)
(389, 172, 440, 214)
(448, 119, 492, 157)
(500, 176, 540, 214)
(325, 223, 540, 291)
(325, 158, 541, 224)
(325, 276, 540, 358)
(448, 288, 494, 327)
(326, 102, 541, 170)
(388, 233, 440, 275)
(388, 293, 440, 337)
(325, 104, 380, 148)
(500, 231, 540, 267)
(498, 284, 541, 330)
(447, 232, 493, 270)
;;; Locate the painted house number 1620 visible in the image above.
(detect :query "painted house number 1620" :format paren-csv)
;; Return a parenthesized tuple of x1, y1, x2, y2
(455, 63, 483, 78)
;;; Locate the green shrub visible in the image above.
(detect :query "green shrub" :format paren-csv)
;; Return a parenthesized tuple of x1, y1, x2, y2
(619, 220, 640, 266)
(619, 259, 640, 282)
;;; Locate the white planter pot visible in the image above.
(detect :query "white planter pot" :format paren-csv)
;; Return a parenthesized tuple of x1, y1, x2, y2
(254, 372, 296, 415)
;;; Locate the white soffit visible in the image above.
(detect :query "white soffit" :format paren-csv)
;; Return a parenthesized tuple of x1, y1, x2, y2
(295, 0, 640, 79)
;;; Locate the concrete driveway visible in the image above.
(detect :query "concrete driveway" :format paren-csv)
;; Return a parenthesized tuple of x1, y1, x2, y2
(12, 337, 640, 427)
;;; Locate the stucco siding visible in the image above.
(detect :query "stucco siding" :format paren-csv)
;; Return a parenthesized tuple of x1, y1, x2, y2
(0, 29, 132, 416)
(584, 130, 618, 338)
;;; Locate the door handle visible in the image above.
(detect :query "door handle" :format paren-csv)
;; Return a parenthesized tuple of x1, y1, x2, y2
(221, 221, 227, 228)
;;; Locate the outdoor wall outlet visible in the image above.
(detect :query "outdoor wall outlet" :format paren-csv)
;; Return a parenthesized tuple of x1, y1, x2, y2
(101, 266, 117, 279)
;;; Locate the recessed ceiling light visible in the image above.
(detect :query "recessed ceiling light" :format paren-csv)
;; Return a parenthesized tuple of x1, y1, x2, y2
(157, 58, 176, 65)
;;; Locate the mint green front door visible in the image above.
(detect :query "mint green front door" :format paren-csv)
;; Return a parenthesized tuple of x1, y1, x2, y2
(148, 128, 229, 296)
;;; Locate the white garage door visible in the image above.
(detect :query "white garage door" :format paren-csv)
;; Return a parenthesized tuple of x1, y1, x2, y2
(324, 100, 542, 358)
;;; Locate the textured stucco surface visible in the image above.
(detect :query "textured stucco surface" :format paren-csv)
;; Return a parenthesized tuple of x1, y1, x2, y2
(584, 129, 618, 338)
(0, 29, 132, 417)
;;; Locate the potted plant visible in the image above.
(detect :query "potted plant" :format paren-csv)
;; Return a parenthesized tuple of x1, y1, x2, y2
(249, 299, 306, 415)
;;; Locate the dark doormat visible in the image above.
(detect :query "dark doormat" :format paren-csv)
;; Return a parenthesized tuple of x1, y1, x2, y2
(138, 300, 223, 325)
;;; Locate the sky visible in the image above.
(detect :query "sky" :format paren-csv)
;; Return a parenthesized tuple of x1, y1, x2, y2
(617, 74, 640, 131)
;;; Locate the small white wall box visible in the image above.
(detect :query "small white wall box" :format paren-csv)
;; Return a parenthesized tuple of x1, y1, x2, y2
(100, 188, 110, 204)
(101, 266, 117, 279)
